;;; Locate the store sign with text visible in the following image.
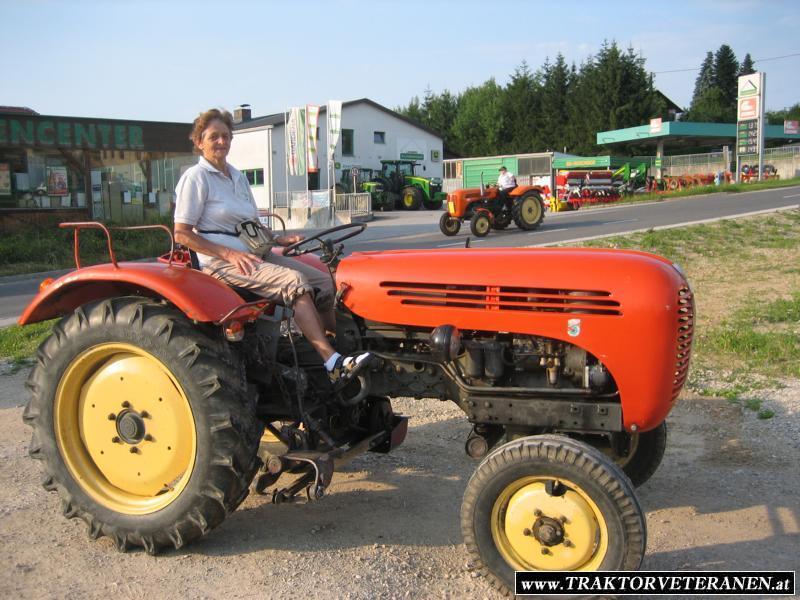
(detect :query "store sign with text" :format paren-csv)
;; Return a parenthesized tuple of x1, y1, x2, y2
(0, 117, 145, 150)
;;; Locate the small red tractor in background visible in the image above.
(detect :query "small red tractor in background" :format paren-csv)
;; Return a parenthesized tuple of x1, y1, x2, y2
(439, 181, 546, 237)
(21, 220, 694, 595)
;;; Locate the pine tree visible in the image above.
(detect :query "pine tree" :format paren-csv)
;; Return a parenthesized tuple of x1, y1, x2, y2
(690, 52, 715, 108)
(712, 44, 739, 108)
(539, 54, 571, 152)
(738, 53, 755, 76)
(500, 61, 541, 153)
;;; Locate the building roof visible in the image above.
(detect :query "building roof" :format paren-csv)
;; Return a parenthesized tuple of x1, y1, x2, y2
(233, 98, 443, 139)
(0, 106, 39, 115)
(597, 120, 800, 149)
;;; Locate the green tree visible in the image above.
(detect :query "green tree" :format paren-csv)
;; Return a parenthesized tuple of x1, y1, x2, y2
(500, 61, 541, 154)
(738, 53, 755, 76)
(538, 54, 571, 152)
(688, 51, 715, 112)
(422, 88, 459, 150)
(687, 87, 732, 123)
(766, 103, 800, 125)
(450, 79, 505, 157)
(713, 44, 739, 108)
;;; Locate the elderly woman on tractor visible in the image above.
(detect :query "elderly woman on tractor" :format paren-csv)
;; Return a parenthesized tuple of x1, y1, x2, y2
(173, 108, 373, 384)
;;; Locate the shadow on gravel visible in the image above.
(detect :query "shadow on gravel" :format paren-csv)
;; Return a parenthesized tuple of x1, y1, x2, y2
(194, 415, 475, 558)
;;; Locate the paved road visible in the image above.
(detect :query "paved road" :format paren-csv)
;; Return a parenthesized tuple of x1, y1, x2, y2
(2, 184, 798, 327)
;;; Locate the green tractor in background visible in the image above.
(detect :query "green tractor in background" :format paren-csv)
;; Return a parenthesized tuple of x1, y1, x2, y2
(334, 167, 392, 211)
(372, 160, 446, 210)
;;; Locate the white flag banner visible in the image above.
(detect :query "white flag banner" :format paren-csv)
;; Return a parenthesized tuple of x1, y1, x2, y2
(286, 107, 307, 176)
(327, 100, 342, 161)
(306, 104, 320, 173)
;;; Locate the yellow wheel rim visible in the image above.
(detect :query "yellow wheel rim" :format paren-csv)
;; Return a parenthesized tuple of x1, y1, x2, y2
(476, 217, 489, 234)
(403, 193, 414, 208)
(521, 197, 542, 224)
(55, 343, 197, 515)
(491, 476, 608, 571)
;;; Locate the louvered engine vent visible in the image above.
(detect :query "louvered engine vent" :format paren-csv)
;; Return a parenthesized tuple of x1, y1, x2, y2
(380, 282, 621, 315)
(672, 286, 695, 399)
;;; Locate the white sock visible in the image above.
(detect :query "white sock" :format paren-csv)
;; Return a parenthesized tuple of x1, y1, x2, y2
(325, 352, 342, 372)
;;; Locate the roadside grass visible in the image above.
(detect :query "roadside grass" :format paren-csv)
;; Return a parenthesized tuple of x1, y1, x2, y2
(0, 215, 173, 276)
(573, 208, 800, 418)
(0, 319, 56, 370)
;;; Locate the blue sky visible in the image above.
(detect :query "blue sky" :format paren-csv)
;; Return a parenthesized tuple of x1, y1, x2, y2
(2, 0, 798, 123)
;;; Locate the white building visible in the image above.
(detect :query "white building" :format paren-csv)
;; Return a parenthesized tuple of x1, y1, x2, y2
(227, 98, 444, 211)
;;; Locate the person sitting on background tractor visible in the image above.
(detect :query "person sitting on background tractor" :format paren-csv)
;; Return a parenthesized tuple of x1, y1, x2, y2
(174, 108, 374, 384)
(497, 166, 517, 210)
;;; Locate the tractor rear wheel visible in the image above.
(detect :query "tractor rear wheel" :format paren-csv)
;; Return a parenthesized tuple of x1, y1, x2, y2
(470, 212, 491, 237)
(439, 212, 461, 236)
(400, 186, 423, 210)
(23, 297, 261, 554)
(461, 434, 646, 596)
(512, 192, 545, 231)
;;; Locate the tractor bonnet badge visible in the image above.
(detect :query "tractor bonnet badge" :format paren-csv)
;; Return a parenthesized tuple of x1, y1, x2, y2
(567, 318, 581, 337)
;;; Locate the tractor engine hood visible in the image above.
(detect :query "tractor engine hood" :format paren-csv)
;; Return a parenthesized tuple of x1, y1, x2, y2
(336, 248, 694, 432)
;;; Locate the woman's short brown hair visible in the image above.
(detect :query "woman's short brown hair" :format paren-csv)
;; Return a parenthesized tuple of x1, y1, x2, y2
(190, 108, 234, 152)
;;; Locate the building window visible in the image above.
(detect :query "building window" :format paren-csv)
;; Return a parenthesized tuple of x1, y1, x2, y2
(373, 131, 385, 144)
(242, 168, 264, 186)
(342, 129, 354, 156)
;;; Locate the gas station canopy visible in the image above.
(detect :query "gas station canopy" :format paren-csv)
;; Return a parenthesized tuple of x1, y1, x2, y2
(597, 121, 800, 150)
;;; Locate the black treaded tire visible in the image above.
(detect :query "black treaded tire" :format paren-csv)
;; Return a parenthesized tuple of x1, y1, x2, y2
(609, 422, 667, 487)
(492, 210, 512, 230)
(400, 186, 423, 211)
(512, 191, 545, 231)
(470, 212, 491, 237)
(461, 434, 646, 596)
(22, 297, 261, 554)
(439, 212, 461, 236)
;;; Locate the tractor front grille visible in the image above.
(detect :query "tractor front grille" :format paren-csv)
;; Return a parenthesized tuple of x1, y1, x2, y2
(380, 282, 621, 316)
(672, 286, 695, 400)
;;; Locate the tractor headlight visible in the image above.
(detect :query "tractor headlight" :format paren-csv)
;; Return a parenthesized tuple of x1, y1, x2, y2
(430, 325, 462, 362)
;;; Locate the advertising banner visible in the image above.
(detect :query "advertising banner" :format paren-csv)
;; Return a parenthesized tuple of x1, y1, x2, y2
(306, 105, 320, 173)
(327, 100, 342, 160)
(286, 107, 307, 176)
(46, 166, 69, 196)
(0, 163, 11, 196)
(785, 120, 799, 135)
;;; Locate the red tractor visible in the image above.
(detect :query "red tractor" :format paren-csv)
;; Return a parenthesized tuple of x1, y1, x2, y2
(20, 220, 693, 595)
(439, 183, 546, 238)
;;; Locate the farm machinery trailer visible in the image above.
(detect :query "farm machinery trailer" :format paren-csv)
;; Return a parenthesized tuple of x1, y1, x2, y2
(21, 220, 693, 595)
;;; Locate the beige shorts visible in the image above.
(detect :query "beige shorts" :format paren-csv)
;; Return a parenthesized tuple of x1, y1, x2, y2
(202, 253, 335, 311)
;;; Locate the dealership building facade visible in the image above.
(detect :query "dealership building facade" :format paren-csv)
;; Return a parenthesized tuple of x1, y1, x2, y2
(0, 107, 194, 226)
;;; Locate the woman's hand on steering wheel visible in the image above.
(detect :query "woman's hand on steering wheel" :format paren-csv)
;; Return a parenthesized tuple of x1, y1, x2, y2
(282, 223, 367, 257)
(276, 234, 304, 246)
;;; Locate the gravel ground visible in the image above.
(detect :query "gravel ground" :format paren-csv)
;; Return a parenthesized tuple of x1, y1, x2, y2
(0, 361, 798, 599)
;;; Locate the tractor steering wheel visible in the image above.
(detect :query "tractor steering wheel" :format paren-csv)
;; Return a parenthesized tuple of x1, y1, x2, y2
(282, 222, 367, 257)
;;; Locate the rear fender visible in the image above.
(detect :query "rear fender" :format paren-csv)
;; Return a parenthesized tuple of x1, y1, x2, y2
(509, 185, 543, 197)
(19, 262, 250, 325)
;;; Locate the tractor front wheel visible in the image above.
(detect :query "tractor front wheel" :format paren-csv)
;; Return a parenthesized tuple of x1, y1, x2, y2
(23, 297, 261, 554)
(470, 212, 491, 237)
(439, 212, 461, 236)
(512, 192, 545, 231)
(461, 434, 646, 595)
(400, 186, 423, 210)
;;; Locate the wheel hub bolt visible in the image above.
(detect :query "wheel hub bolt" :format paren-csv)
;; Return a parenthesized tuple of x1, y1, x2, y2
(534, 509, 543, 517)
(122, 401, 131, 408)
(564, 539, 574, 548)
(522, 528, 532, 536)
(541, 548, 551, 555)
(130, 447, 140, 454)
(107, 413, 116, 421)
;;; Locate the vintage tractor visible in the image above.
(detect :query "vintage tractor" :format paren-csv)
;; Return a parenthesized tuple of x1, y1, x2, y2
(334, 167, 392, 211)
(439, 181, 546, 238)
(371, 159, 446, 210)
(21, 220, 693, 595)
